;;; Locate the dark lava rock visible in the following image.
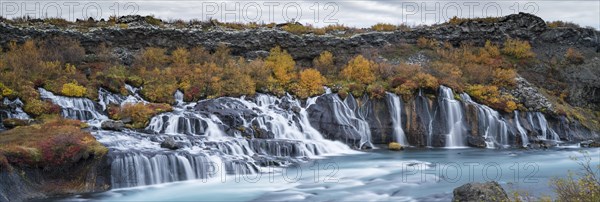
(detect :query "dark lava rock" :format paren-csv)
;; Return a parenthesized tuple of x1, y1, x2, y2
(306, 94, 364, 148)
(160, 137, 182, 150)
(453, 181, 508, 202)
(195, 98, 257, 129)
(467, 136, 487, 148)
(100, 120, 125, 131)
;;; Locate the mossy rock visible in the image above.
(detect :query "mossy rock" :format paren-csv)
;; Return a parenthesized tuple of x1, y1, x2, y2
(388, 142, 403, 151)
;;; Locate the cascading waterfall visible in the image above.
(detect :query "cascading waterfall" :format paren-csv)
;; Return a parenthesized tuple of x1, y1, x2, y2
(98, 87, 146, 111)
(437, 86, 466, 148)
(23, 83, 576, 189)
(461, 94, 510, 148)
(385, 92, 408, 146)
(527, 112, 560, 142)
(329, 94, 373, 148)
(514, 111, 529, 147)
(415, 89, 434, 147)
(125, 92, 353, 187)
(174, 90, 184, 106)
(38, 88, 107, 121)
(1, 98, 30, 120)
(0, 98, 31, 130)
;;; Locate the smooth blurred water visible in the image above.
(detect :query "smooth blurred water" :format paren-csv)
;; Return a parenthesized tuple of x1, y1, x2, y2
(66, 148, 599, 201)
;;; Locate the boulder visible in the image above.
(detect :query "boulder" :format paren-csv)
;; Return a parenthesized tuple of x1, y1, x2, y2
(101, 120, 125, 131)
(453, 181, 508, 202)
(467, 136, 488, 148)
(388, 142, 403, 151)
(160, 137, 181, 150)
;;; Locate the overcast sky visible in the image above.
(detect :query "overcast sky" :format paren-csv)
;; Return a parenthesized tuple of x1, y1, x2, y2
(2, 1, 598, 29)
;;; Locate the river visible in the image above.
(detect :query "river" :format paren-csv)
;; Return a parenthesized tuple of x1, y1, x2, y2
(67, 147, 599, 201)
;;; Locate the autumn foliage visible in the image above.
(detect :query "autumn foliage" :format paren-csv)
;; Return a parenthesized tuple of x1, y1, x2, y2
(293, 69, 327, 99)
(108, 103, 172, 129)
(0, 117, 107, 168)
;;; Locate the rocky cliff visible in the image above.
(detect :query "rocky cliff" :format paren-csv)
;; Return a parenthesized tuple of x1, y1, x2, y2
(1, 13, 598, 112)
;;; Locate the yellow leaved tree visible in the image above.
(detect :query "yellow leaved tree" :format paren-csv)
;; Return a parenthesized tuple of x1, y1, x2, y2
(265, 46, 296, 89)
(341, 55, 376, 85)
(294, 68, 327, 99)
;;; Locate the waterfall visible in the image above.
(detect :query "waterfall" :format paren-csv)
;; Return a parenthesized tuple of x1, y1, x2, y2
(98, 88, 146, 111)
(1, 98, 30, 120)
(39, 88, 107, 121)
(328, 94, 373, 148)
(385, 92, 408, 146)
(514, 111, 529, 147)
(174, 90, 184, 106)
(415, 89, 434, 147)
(527, 112, 560, 142)
(437, 86, 466, 148)
(0, 98, 31, 130)
(115, 92, 353, 188)
(461, 94, 511, 148)
(110, 152, 257, 188)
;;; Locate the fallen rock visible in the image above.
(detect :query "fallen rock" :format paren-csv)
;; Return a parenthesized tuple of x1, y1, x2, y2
(467, 136, 487, 148)
(160, 137, 181, 150)
(453, 181, 508, 202)
(101, 120, 125, 131)
(388, 142, 403, 151)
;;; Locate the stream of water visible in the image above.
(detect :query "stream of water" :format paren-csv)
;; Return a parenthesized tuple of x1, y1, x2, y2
(68, 148, 599, 202)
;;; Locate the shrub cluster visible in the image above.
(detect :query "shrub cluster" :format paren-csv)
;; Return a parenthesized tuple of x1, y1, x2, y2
(565, 47, 584, 65)
(0, 117, 107, 168)
(502, 38, 535, 59)
(108, 103, 172, 129)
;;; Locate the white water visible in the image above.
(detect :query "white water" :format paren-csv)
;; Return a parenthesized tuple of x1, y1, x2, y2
(385, 92, 408, 146)
(127, 92, 354, 188)
(38, 88, 107, 121)
(438, 86, 466, 148)
(415, 89, 434, 147)
(461, 94, 510, 148)
(1, 98, 30, 120)
(515, 111, 530, 147)
(328, 94, 373, 148)
(30, 85, 574, 191)
(527, 112, 561, 142)
(98, 87, 146, 111)
(174, 90, 184, 106)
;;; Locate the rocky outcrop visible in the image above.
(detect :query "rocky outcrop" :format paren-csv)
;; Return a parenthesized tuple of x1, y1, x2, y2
(0, 157, 111, 201)
(100, 120, 125, 131)
(507, 76, 553, 111)
(306, 94, 365, 148)
(453, 181, 509, 202)
(0, 13, 597, 66)
(160, 137, 182, 150)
